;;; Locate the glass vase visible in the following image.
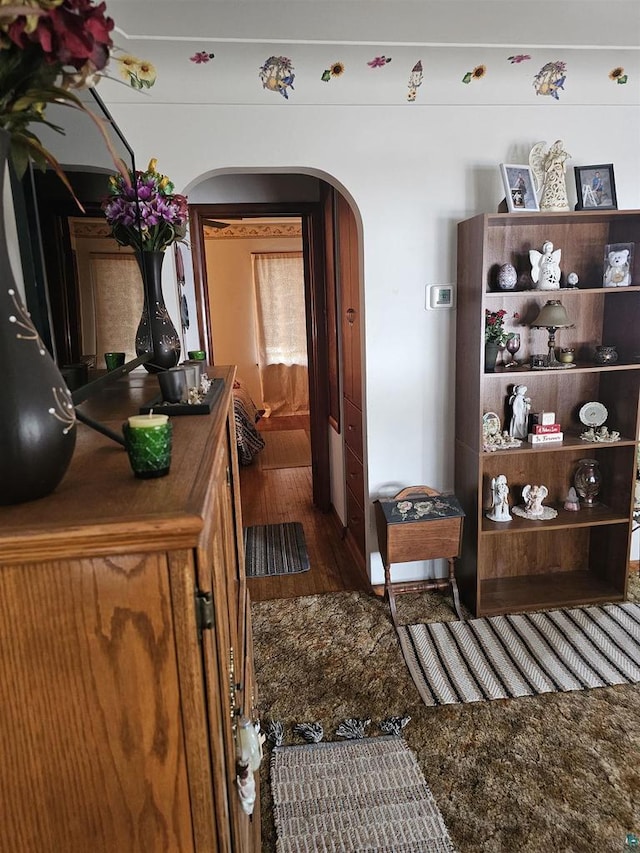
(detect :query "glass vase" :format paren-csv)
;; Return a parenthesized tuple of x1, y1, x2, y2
(574, 458, 602, 506)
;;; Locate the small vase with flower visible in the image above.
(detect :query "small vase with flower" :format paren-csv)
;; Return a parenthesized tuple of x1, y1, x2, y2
(103, 160, 187, 372)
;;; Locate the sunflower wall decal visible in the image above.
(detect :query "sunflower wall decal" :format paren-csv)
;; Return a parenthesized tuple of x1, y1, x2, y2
(462, 65, 486, 84)
(609, 67, 628, 84)
(116, 54, 157, 89)
(321, 62, 345, 82)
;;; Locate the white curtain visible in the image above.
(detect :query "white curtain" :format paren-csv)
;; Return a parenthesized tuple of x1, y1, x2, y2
(252, 252, 309, 415)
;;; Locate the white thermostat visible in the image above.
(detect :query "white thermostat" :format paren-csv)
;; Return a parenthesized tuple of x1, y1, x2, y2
(426, 284, 455, 310)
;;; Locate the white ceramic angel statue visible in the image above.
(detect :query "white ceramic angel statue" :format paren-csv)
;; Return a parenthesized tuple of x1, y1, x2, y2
(487, 474, 511, 522)
(529, 140, 571, 211)
(529, 240, 561, 290)
(509, 385, 531, 440)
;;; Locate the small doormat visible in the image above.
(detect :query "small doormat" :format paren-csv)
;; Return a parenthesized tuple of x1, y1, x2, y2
(244, 522, 310, 577)
(271, 736, 455, 852)
(259, 430, 311, 470)
(398, 602, 640, 707)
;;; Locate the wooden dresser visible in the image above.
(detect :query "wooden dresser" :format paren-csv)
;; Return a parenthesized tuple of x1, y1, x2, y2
(0, 366, 260, 852)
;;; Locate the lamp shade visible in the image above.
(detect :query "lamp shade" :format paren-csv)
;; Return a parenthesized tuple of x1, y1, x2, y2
(531, 299, 573, 329)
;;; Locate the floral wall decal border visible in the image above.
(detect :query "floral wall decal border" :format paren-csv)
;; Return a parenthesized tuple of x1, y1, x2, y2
(368, 55, 392, 68)
(533, 60, 566, 99)
(190, 51, 215, 64)
(407, 61, 423, 101)
(462, 64, 486, 84)
(508, 54, 531, 64)
(609, 66, 628, 84)
(259, 56, 295, 99)
(115, 53, 157, 89)
(321, 61, 345, 82)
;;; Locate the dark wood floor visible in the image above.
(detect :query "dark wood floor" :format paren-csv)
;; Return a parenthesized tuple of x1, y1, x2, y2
(240, 414, 371, 602)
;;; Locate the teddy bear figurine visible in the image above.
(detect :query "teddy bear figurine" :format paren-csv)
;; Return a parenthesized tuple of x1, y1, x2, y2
(603, 248, 632, 287)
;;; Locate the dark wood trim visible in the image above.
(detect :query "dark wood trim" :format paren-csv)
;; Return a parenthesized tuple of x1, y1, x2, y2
(321, 184, 340, 431)
(187, 207, 213, 362)
(302, 208, 330, 512)
(189, 201, 331, 512)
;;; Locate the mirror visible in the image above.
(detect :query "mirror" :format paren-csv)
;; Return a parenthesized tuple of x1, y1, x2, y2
(14, 89, 144, 373)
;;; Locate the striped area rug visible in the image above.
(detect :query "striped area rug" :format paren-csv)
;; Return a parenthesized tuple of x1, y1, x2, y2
(271, 737, 455, 852)
(398, 603, 640, 707)
(244, 522, 310, 577)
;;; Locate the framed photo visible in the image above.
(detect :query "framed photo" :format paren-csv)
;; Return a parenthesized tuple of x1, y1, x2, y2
(603, 242, 634, 287)
(574, 164, 617, 210)
(500, 164, 539, 212)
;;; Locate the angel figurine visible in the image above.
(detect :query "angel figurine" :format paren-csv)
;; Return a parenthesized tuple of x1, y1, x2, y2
(530, 240, 561, 290)
(529, 140, 571, 211)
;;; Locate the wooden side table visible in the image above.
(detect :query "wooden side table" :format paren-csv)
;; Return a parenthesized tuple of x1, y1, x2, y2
(374, 486, 464, 625)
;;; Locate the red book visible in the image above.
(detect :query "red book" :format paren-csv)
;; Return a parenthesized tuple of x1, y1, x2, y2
(533, 423, 561, 435)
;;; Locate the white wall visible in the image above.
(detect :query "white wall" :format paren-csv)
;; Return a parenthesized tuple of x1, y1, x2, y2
(89, 4, 640, 584)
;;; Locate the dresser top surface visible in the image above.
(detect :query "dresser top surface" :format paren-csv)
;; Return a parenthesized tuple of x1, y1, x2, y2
(0, 365, 235, 563)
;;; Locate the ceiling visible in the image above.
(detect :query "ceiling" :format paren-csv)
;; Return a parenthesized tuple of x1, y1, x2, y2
(107, 1, 640, 49)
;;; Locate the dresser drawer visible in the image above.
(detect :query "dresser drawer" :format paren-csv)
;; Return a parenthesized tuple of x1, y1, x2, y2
(345, 444, 364, 506)
(343, 398, 363, 459)
(346, 484, 366, 558)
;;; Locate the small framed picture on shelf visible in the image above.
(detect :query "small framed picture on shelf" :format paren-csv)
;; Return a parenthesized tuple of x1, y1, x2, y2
(500, 164, 539, 212)
(603, 242, 634, 287)
(574, 164, 617, 210)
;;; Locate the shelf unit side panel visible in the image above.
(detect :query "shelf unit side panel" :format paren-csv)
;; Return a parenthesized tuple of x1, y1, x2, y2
(453, 439, 481, 614)
(456, 216, 485, 452)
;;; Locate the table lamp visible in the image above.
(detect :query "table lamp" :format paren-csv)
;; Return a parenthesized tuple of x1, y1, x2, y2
(530, 299, 574, 368)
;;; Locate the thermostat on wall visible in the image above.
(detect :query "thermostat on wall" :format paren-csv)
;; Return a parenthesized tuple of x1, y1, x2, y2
(426, 284, 455, 310)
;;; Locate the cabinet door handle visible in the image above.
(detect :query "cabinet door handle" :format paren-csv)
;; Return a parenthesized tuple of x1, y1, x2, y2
(346, 308, 356, 326)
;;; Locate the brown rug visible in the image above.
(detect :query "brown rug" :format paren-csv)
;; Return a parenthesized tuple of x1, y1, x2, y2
(260, 430, 311, 470)
(271, 736, 455, 852)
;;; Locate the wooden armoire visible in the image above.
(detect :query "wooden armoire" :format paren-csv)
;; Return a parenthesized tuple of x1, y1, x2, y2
(0, 366, 259, 852)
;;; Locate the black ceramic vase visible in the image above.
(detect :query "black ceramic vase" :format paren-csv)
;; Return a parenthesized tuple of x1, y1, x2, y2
(0, 130, 76, 504)
(135, 250, 181, 373)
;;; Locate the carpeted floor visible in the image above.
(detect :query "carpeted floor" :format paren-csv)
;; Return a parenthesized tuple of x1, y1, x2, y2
(252, 573, 640, 853)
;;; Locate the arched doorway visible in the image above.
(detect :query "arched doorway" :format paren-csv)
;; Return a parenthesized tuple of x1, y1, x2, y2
(186, 172, 368, 586)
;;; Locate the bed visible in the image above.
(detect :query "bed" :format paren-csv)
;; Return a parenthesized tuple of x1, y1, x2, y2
(233, 379, 265, 465)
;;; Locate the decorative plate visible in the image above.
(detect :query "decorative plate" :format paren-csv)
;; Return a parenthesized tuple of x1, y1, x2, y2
(482, 412, 501, 438)
(579, 401, 608, 428)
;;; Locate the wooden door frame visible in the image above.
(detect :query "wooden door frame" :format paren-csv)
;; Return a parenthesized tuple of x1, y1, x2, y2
(189, 202, 331, 512)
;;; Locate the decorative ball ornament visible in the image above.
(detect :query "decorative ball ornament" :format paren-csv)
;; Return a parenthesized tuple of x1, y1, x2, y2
(497, 263, 518, 291)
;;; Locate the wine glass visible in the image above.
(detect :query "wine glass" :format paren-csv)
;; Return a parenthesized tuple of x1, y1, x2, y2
(505, 333, 521, 368)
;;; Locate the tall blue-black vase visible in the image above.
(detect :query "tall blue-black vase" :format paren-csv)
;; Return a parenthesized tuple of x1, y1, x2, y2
(0, 130, 76, 504)
(135, 249, 181, 372)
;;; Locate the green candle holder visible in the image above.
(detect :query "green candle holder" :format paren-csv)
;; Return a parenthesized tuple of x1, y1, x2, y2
(104, 351, 126, 371)
(187, 350, 206, 361)
(123, 419, 173, 479)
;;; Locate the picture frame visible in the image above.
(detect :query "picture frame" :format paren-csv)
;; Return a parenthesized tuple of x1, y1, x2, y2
(499, 164, 539, 212)
(603, 242, 634, 287)
(574, 164, 617, 210)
